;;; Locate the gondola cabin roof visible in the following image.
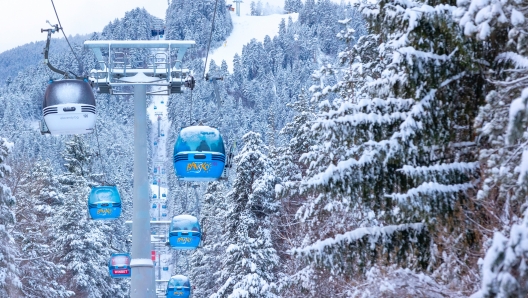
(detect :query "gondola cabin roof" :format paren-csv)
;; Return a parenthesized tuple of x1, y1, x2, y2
(170, 215, 200, 232)
(43, 79, 95, 107)
(108, 253, 131, 278)
(174, 126, 225, 155)
(110, 253, 131, 265)
(168, 275, 190, 287)
(88, 186, 121, 204)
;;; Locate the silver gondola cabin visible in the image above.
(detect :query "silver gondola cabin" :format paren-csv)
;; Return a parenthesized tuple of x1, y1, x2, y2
(42, 79, 96, 135)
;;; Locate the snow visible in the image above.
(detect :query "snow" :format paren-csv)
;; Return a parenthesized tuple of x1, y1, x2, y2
(497, 52, 528, 69)
(511, 9, 525, 26)
(391, 182, 474, 205)
(130, 258, 154, 267)
(206, 12, 298, 73)
(507, 88, 528, 143)
(517, 149, 528, 183)
(471, 209, 528, 298)
(399, 162, 479, 176)
(292, 223, 424, 255)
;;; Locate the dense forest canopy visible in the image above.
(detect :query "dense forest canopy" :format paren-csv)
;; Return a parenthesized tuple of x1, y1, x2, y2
(0, 0, 527, 297)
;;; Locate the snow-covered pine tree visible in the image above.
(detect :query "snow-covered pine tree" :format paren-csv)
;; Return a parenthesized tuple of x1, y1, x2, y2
(457, 0, 528, 296)
(284, 0, 302, 14)
(273, 91, 318, 296)
(287, 0, 488, 294)
(165, 0, 232, 57)
(190, 181, 227, 298)
(12, 159, 73, 297)
(213, 132, 279, 298)
(0, 137, 20, 296)
(52, 136, 128, 297)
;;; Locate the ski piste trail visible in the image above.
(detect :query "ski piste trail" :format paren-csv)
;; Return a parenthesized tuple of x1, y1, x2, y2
(206, 1, 298, 73)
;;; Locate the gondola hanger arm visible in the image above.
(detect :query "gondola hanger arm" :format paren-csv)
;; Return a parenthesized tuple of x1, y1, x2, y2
(41, 22, 82, 79)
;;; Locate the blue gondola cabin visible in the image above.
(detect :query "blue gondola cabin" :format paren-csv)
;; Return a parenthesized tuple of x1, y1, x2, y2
(168, 215, 201, 249)
(88, 186, 121, 220)
(108, 253, 131, 278)
(166, 275, 191, 298)
(173, 126, 225, 181)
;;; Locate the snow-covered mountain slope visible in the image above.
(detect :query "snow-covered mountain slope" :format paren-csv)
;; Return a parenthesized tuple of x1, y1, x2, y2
(206, 10, 298, 72)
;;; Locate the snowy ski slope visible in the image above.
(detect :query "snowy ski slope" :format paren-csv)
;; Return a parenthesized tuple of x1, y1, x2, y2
(206, 0, 298, 72)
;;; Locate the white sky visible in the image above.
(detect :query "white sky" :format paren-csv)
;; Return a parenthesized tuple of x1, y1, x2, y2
(0, 0, 295, 72)
(0, 0, 169, 53)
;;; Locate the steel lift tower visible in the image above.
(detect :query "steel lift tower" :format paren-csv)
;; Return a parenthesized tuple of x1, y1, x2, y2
(233, 0, 243, 16)
(85, 40, 195, 297)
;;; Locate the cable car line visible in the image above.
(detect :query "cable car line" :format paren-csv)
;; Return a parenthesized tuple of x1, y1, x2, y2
(94, 124, 108, 185)
(49, 0, 83, 75)
(203, 0, 219, 79)
(184, 75, 196, 126)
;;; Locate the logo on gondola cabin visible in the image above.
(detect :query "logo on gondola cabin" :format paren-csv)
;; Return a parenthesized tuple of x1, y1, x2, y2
(83, 114, 88, 118)
(97, 208, 112, 215)
(174, 291, 184, 296)
(177, 237, 192, 244)
(186, 162, 211, 173)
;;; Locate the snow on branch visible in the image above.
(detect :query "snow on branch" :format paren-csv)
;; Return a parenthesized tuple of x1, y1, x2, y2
(291, 223, 424, 256)
(392, 72, 466, 142)
(471, 208, 528, 297)
(390, 182, 474, 205)
(397, 47, 453, 61)
(517, 149, 528, 184)
(497, 52, 528, 69)
(383, 2, 457, 48)
(399, 162, 479, 176)
(301, 148, 380, 189)
(507, 88, 528, 144)
(316, 111, 407, 128)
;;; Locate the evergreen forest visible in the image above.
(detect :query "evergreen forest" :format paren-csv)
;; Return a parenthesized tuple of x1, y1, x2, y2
(0, 0, 527, 297)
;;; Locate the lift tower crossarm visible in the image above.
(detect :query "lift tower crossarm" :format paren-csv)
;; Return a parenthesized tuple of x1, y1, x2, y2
(84, 40, 195, 95)
(84, 40, 195, 66)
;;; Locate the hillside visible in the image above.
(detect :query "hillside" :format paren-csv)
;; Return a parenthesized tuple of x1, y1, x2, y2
(0, 0, 527, 297)
(0, 34, 90, 87)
